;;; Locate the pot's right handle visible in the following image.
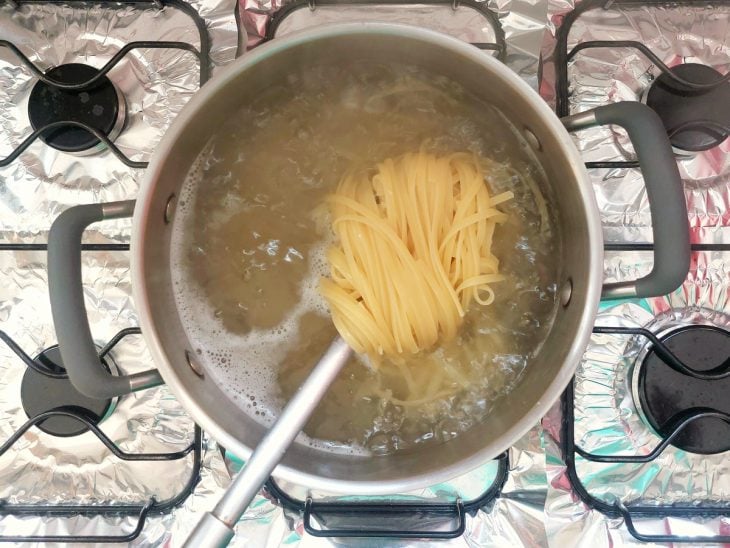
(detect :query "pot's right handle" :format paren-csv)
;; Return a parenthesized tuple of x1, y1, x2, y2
(48, 200, 164, 399)
(562, 102, 690, 300)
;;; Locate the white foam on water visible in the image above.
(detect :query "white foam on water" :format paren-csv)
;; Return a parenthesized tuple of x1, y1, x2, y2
(169, 153, 365, 456)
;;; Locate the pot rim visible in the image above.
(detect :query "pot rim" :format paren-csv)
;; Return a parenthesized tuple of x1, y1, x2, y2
(131, 21, 603, 495)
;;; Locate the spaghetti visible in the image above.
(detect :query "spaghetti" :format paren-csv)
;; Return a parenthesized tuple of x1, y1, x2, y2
(320, 151, 513, 359)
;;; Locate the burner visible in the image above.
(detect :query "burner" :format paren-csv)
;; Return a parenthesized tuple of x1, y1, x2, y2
(636, 325, 730, 455)
(27, 63, 126, 155)
(644, 63, 730, 153)
(20, 346, 116, 437)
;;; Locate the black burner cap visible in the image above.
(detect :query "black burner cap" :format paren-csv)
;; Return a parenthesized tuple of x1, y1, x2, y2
(20, 346, 113, 437)
(27, 63, 123, 153)
(645, 63, 730, 152)
(638, 325, 730, 455)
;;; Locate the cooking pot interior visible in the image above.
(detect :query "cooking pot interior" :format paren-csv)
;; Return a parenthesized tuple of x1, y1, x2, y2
(136, 26, 599, 492)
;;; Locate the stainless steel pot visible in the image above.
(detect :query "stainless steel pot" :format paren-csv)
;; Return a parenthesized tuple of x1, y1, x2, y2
(48, 23, 689, 498)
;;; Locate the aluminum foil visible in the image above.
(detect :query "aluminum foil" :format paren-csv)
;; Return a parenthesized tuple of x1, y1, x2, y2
(544, 249, 730, 546)
(0, 250, 235, 544)
(540, 3, 730, 544)
(218, 425, 549, 548)
(238, 0, 547, 89)
(0, 0, 239, 244)
(540, 0, 730, 246)
(0, 0, 243, 543)
(0, 251, 194, 505)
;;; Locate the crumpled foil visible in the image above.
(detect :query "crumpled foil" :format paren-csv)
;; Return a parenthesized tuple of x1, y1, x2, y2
(0, 251, 234, 545)
(540, 1, 730, 544)
(223, 426, 549, 548)
(0, 251, 197, 505)
(540, 0, 730, 548)
(539, 0, 730, 246)
(0, 0, 239, 244)
(544, 250, 730, 546)
(0, 0, 242, 544)
(238, 0, 548, 88)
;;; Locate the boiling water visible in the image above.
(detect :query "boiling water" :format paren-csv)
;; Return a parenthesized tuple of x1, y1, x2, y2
(171, 62, 560, 456)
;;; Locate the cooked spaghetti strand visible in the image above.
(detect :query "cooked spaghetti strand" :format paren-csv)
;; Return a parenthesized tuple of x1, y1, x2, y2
(320, 151, 512, 358)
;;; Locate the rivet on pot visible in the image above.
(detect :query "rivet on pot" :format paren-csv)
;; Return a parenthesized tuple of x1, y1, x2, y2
(560, 278, 573, 307)
(185, 350, 204, 378)
(164, 194, 177, 224)
(523, 127, 542, 152)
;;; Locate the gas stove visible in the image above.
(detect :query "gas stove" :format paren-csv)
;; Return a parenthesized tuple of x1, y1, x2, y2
(542, 0, 730, 544)
(0, 0, 728, 545)
(0, 0, 237, 543)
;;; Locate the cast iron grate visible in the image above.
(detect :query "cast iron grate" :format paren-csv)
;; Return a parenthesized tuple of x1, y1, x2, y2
(265, 452, 509, 539)
(266, 0, 506, 61)
(556, 1, 730, 541)
(0, 327, 203, 543)
(562, 324, 730, 543)
(0, 0, 211, 249)
(554, 0, 730, 168)
(0, 0, 211, 169)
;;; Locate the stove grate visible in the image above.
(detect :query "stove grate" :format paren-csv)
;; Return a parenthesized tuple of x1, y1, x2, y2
(265, 452, 509, 539)
(562, 324, 730, 544)
(0, 328, 203, 544)
(0, 0, 211, 169)
(554, 0, 730, 169)
(266, 0, 506, 61)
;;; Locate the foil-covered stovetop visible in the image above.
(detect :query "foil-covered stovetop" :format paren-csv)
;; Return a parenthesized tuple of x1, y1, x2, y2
(0, 0, 242, 544)
(1, 0, 729, 545)
(542, 0, 730, 545)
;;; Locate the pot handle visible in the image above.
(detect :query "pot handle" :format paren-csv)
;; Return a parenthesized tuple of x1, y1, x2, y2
(561, 102, 690, 300)
(48, 200, 164, 399)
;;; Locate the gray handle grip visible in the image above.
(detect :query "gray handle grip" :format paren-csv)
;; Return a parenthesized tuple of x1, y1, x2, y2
(48, 200, 163, 399)
(562, 102, 690, 300)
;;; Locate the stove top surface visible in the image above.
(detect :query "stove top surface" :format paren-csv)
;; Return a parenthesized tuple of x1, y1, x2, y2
(1, 0, 729, 545)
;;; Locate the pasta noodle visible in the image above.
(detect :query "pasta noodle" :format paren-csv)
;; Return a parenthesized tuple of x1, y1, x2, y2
(320, 151, 513, 359)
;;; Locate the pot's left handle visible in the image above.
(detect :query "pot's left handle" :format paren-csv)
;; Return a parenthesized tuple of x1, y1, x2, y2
(48, 201, 164, 399)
